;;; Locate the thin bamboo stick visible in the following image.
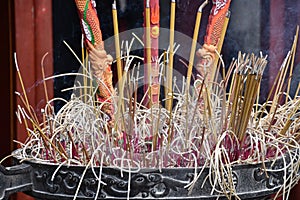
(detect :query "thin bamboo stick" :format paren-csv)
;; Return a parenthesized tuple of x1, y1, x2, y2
(270, 51, 291, 115)
(145, 0, 152, 107)
(14, 53, 30, 111)
(112, 1, 123, 95)
(229, 73, 242, 132)
(239, 75, 260, 140)
(189, 75, 206, 135)
(185, 0, 208, 94)
(165, 0, 176, 112)
(286, 26, 299, 103)
(80, 35, 87, 102)
(184, 1, 208, 143)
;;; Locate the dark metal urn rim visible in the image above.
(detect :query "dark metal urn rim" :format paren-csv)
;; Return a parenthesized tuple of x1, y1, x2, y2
(0, 149, 295, 200)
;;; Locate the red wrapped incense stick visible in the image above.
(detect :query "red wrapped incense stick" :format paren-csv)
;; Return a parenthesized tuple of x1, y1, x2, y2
(196, 0, 231, 81)
(144, 0, 160, 106)
(74, 0, 104, 50)
(205, 0, 231, 46)
(74, 0, 115, 126)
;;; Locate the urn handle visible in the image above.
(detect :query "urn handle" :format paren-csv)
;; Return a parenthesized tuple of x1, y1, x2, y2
(0, 164, 32, 200)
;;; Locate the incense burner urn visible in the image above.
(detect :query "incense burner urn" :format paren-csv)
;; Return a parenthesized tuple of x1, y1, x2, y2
(0, 149, 294, 200)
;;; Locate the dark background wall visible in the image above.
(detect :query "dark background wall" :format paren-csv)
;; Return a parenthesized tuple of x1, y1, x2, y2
(0, 0, 14, 166)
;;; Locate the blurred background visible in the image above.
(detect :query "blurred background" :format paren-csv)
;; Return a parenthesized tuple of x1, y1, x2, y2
(0, 0, 299, 199)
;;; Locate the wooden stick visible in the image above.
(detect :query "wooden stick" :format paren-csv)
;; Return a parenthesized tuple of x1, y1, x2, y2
(189, 75, 206, 136)
(270, 51, 291, 115)
(14, 53, 31, 111)
(82, 36, 88, 102)
(112, 1, 123, 95)
(185, 0, 208, 94)
(239, 75, 260, 140)
(286, 26, 299, 103)
(145, 0, 152, 107)
(184, 1, 208, 142)
(165, 0, 176, 112)
(229, 73, 242, 132)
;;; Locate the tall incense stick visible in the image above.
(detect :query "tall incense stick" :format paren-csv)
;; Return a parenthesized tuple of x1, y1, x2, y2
(184, 1, 208, 142)
(143, 0, 160, 106)
(165, 0, 176, 112)
(185, 1, 208, 94)
(145, 0, 152, 107)
(286, 26, 299, 103)
(112, 0, 125, 118)
(112, 1, 123, 94)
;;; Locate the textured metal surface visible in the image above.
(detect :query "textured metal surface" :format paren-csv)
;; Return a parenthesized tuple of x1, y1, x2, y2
(0, 163, 32, 200)
(20, 160, 288, 199)
(0, 149, 292, 199)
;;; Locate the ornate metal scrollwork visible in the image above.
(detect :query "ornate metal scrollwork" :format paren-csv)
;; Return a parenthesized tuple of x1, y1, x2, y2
(101, 172, 189, 198)
(4, 154, 292, 200)
(33, 167, 190, 199)
(253, 162, 285, 189)
(35, 170, 62, 193)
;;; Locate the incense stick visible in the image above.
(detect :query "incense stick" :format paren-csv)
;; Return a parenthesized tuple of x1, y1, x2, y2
(185, 1, 208, 94)
(112, 1, 123, 95)
(145, 0, 152, 107)
(165, 0, 176, 113)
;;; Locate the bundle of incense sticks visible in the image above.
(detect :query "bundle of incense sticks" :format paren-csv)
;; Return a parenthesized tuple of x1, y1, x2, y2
(228, 52, 268, 142)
